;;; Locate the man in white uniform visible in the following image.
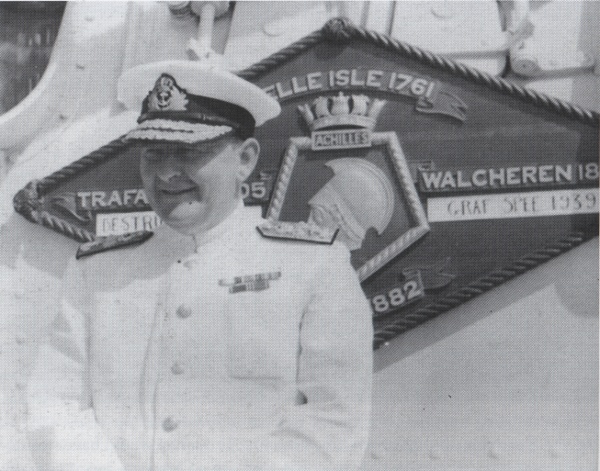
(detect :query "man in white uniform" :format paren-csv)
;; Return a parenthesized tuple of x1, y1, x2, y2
(27, 61, 373, 471)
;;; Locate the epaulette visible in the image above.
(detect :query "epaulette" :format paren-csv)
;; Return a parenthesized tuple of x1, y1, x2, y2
(256, 220, 338, 244)
(76, 231, 154, 259)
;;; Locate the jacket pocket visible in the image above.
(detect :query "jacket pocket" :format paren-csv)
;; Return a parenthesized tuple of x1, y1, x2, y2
(224, 289, 297, 380)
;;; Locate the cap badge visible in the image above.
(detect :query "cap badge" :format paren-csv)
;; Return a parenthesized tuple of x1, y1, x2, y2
(147, 74, 189, 112)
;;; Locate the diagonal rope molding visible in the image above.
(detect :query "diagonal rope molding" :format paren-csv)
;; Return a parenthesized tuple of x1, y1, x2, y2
(239, 17, 599, 125)
(13, 136, 131, 242)
(373, 231, 592, 349)
(36, 136, 131, 194)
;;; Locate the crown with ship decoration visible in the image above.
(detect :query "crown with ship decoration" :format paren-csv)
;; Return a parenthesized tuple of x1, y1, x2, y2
(297, 92, 386, 131)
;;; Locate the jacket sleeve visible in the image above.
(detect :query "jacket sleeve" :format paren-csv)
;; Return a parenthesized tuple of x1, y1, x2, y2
(27, 257, 125, 471)
(263, 243, 374, 471)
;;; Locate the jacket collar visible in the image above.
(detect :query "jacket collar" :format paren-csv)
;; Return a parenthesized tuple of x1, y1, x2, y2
(152, 199, 255, 253)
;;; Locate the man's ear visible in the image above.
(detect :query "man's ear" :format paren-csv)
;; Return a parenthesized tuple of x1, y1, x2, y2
(237, 137, 260, 182)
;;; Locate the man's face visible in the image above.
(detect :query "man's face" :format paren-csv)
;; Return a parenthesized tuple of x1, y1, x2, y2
(138, 136, 250, 235)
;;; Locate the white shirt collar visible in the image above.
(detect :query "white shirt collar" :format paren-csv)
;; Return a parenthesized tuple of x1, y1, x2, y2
(191, 199, 246, 251)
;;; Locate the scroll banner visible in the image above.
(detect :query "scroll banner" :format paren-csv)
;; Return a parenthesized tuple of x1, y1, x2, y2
(263, 68, 467, 122)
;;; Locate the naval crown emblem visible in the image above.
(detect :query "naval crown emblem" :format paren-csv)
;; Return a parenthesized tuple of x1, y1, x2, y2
(298, 92, 386, 131)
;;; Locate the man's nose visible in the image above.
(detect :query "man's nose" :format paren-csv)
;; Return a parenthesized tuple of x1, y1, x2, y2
(155, 156, 183, 181)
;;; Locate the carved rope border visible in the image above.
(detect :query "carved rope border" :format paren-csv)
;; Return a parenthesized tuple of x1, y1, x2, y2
(238, 17, 599, 126)
(13, 136, 131, 242)
(360, 132, 429, 281)
(266, 137, 305, 222)
(373, 231, 594, 349)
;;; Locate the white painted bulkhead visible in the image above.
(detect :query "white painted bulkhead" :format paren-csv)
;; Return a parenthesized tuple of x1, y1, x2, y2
(0, 2, 596, 470)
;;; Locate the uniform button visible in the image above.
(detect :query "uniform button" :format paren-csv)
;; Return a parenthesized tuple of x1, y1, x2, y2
(162, 416, 178, 432)
(176, 305, 192, 318)
(171, 361, 184, 375)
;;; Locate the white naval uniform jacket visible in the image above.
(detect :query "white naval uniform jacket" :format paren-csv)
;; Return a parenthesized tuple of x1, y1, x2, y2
(28, 204, 373, 471)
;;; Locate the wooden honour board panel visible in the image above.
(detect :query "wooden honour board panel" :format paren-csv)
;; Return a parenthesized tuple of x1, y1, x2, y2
(14, 19, 598, 348)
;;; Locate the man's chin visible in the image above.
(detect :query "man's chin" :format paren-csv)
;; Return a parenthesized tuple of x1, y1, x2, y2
(160, 202, 209, 234)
